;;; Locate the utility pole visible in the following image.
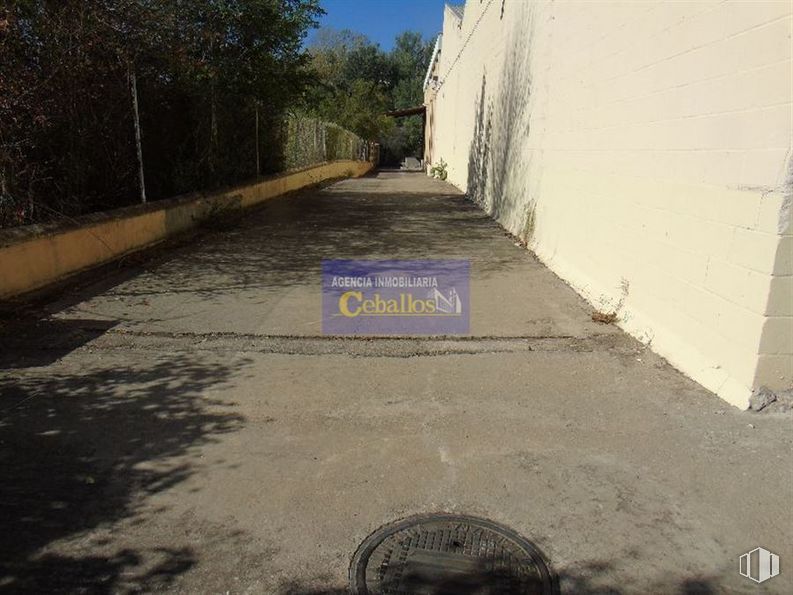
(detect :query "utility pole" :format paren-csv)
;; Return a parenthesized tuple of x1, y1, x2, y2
(128, 65, 146, 204)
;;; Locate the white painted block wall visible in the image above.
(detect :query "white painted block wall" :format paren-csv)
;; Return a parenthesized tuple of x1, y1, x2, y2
(428, 0, 792, 407)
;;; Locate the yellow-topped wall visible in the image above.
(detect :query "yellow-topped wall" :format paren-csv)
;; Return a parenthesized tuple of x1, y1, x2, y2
(0, 160, 373, 301)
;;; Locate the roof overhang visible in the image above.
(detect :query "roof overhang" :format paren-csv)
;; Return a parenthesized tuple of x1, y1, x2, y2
(385, 105, 426, 118)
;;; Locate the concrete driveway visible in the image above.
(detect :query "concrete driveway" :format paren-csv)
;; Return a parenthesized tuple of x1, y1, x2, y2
(1, 171, 791, 593)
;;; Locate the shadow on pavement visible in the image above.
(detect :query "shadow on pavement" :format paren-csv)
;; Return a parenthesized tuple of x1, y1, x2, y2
(0, 318, 118, 369)
(0, 353, 247, 592)
(104, 185, 527, 305)
(281, 565, 721, 595)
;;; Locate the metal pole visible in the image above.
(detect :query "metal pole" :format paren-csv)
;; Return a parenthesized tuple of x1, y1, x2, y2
(129, 66, 146, 203)
(255, 103, 260, 176)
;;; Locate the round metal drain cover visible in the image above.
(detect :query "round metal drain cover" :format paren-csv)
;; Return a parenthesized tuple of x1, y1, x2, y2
(350, 514, 557, 594)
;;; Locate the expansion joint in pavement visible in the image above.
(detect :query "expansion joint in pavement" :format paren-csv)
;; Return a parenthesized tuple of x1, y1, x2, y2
(49, 327, 636, 358)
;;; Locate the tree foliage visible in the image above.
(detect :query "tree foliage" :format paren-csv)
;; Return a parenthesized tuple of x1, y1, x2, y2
(0, 0, 322, 226)
(303, 27, 434, 165)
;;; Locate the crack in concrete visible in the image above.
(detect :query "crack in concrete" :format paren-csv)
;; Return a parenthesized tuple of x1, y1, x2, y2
(5, 325, 637, 359)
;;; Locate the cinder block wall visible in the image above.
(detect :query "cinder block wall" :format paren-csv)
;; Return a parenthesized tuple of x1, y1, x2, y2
(427, 0, 792, 407)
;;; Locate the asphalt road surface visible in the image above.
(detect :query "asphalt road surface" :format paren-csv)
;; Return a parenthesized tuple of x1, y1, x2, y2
(1, 171, 791, 593)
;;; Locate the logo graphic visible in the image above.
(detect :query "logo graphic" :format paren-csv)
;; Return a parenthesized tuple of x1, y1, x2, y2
(739, 547, 780, 584)
(322, 260, 470, 335)
(429, 287, 462, 314)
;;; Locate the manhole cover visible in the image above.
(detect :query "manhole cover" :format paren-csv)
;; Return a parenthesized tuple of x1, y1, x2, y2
(350, 514, 557, 594)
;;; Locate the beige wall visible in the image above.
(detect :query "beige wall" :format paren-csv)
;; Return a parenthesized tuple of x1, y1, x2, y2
(427, 0, 792, 407)
(0, 160, 373, 301)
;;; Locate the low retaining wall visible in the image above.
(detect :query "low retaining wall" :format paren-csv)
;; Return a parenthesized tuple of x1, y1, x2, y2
(0, 160, 373, 300)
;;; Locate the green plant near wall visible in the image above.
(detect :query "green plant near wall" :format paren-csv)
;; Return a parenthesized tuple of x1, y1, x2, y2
(429, 159, 448, 181)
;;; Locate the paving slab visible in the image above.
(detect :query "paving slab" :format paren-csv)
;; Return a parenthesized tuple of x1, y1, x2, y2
(1, 171, 791, 594)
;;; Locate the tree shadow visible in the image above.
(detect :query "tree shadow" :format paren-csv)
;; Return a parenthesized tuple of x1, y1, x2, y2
(0, 318, 118, 369)
(0, 353, 248, 592)
(556, 560, 722, 594)
(466, 6, 537, 242)
(60, 178, 525, 314)
(2, 172, 535, 339)
(281, 559, 723, 594)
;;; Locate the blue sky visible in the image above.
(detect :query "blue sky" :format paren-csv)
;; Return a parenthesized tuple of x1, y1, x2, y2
(308, 0, 448, 50)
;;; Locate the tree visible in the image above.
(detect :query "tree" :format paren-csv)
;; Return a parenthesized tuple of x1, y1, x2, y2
(384, 32, 434, 163)
(0, 0, 323, 226)
(390, 31, 434, 109)
(303, 27, 434, 165)
(303, 28, 394, 142)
